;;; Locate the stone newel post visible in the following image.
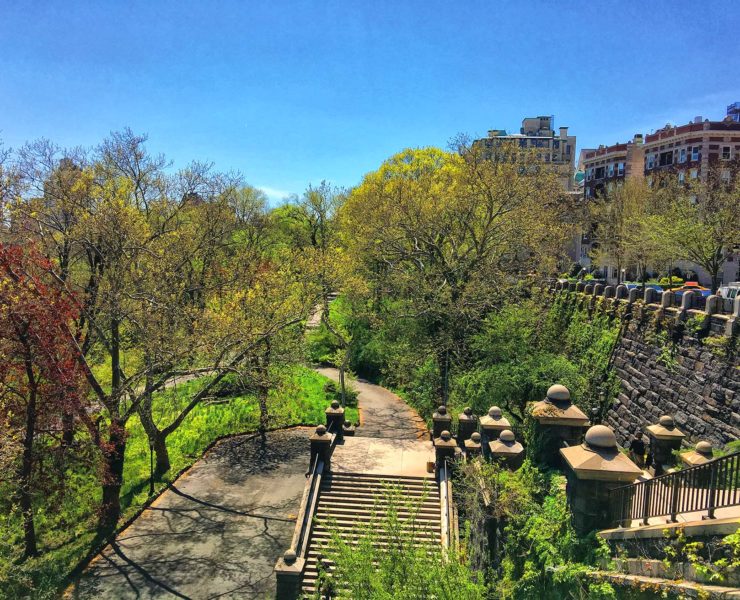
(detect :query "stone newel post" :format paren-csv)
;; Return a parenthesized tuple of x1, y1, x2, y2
(645, 415, 685, 476)
(560, 425, 642, 534)
(530, 384, 589, 467)
(310, 425, 333, 470)
(435, 430, 457, 472)
(432, 406, 452, 440)
(680, 441, 714, 485)
(488, 429, 524, 470)
(457, 407, 478, 444)
(464, 432, 483, 459)
(325, 400, 345, 440)
(479, 406, 510, 442)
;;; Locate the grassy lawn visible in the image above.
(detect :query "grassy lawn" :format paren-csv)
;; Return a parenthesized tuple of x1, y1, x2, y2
(0, 365, 357, 599)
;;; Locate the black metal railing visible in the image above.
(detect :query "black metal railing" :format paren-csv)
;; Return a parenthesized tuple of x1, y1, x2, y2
(608, 451, 740, 528)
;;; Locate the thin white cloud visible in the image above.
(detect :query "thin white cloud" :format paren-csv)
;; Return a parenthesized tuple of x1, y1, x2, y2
(257, 185, 294, 204)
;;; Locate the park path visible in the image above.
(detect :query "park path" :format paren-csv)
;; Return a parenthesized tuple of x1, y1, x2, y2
(67, 429, 310, 600)
(315, 367, 429, 440)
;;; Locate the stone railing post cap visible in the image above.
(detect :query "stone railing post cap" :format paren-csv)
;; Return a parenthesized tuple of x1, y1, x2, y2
(584, 425, 617, 450)
(330, 400, 341, 410)
(437, 406, 447, 415)
(470, 432, 481, 443)
(463, 407, 473, 416)
(696, 441, 713, 454)
(489, 406, 502, 418)
(658, 415, 675, 429)
(547, 384, 570, 402)
(283, 549, 297, 563)
(440, 430, 452, 441)
(500, 429, 515, 443)
(315, 424, 327, 435)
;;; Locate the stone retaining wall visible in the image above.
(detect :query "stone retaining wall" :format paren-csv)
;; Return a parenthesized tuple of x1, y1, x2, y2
(552, 284, 740, 446)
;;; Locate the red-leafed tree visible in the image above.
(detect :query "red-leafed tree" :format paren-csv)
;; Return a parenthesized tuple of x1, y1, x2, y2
(0, 244, 88, 558)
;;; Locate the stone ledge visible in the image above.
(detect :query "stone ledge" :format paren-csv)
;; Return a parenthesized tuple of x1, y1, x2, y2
(599, 517, 740, 541)
(608, 557, 740, 587)
(592, 570, 740, 599)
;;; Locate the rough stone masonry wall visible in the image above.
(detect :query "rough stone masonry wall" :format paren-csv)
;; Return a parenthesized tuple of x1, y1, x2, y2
(606, 315, 740, 447)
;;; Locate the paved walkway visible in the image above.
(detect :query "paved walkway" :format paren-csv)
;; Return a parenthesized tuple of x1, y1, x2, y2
(316, 368, 429, 440)
(68, 429, 311, 600)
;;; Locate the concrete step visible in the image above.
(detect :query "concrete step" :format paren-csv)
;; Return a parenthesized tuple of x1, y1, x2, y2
(311, 520, 441, 534)
(315, 507, 440, 521)
(320, 481, 438, 496)
(318, 491, 439, 507)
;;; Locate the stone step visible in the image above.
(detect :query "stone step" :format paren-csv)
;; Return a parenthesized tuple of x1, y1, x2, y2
(324, 473, 434, 489)
(315, 506, 440, 521)
(311, 523, 441, 537)
(321, 480, 438, 495)
(321, 488, 439, 506)
(319, 498, 440, 517)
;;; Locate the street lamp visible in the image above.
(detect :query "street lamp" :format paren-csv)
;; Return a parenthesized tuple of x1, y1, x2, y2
(620, 268, 626, 284)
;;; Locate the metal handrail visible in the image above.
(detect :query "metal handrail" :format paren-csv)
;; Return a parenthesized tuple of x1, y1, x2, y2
(608, 451, 740, 528)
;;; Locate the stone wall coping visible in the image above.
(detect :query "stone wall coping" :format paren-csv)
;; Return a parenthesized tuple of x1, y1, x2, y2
(598, 517, 740, 541)
(479, 414, 511, 429)
(531, 399, 589, 425)
(489, 439, 524, 456)
(560, 445, 642, 482)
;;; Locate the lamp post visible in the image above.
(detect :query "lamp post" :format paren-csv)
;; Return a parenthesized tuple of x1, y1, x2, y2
(620, 268, 626, 285)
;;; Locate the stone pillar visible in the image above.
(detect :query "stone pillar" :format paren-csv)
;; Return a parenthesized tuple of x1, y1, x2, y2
(479, 406, 511, 459)
(680, 441, 714, 485)
(325, 400, 345, 439)
(530, 384, 589, 468)
(568, 282, 577, 292)
(584, 284, 594, 295)
(435, 430, 457, 470)
(604, 285, 615, 299)
(457, 407, 477, 444)
(432, 406, 452, 440)
(310, 425, 333, 470)
(576, 281, 585, 292)
(464, 432, 482, 460)
(661, 290, 675, 309)
(275, 550, 305, 600)
(727, 296, 740, 336)
(680, 290, 695, 311)
(645, 415, 685, 476)
(594, 283, 605, 296)
(628, 288, 640, 304)
(706, 294, 721, 316)
(342, 420, 356, 437)
(488, 430, 524, 471)
(560, 425, 642, 534)
(616, 284, 628, 300)
(644, 288, 659, 304)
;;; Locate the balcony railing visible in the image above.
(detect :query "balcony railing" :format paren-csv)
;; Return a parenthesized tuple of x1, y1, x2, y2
(608, 451, 740, 528)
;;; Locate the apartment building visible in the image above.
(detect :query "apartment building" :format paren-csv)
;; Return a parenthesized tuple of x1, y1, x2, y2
(475, 115, 577, 190)
(580, 107, 740, 286)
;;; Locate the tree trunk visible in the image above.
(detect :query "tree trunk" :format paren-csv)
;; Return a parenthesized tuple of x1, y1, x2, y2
(136, 377, 171, 477)
(98, 417, 126, 533)
(338, 347, 350, 406)
(436, 347, 449, 406)
(20, 361, 38, 558)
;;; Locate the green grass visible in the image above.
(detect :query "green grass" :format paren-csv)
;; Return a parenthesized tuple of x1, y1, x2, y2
(0, 365, 356, 599)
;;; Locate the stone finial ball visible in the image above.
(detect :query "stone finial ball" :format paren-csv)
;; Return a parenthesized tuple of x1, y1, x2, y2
(696, 441, 713, 455)
(437, 405, 447, 415)
(547, 384, 571, 402)
(489, 406, 503, 418)
(342, 420, 352, 428)
(315, 424, 327, 436)
(463, 407, 473, 416)
(283, 549, 297, 563)
(471, 432, 481, 443)
(659, 415, 675, 429)
(584, 425, 617, 449)
(330, 400, 340, 410)
(500, 429, 515, 443)
(440, 430, 452, 441)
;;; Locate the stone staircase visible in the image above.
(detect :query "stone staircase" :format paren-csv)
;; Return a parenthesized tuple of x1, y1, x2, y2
(301, 472, 441, 595)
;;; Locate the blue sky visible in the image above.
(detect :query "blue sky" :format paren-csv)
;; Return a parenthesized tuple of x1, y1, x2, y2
(1, 1, 738, 203)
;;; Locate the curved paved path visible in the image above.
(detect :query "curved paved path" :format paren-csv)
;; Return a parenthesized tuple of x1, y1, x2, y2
(316, 368, 429, 440)
(68, 372, 429, 599)
(68, 429, 310, 600)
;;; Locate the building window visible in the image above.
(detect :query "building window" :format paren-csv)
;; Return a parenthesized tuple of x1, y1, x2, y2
(647, 155, 655, 169)
(722, 146, 731, 160)
(679, 148, 686, 163)
(691, 146, 700, 161)
(690, 168, 698, 179)
(608, 164, 614, 177)
(617, 162, 625, 176)
(659, 151, 673, 166)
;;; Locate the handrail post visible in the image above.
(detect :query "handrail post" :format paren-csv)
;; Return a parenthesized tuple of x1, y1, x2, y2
(704, 461, 719, 520)
(668, 474, 681, 523)
(642, 480, 652, 526)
